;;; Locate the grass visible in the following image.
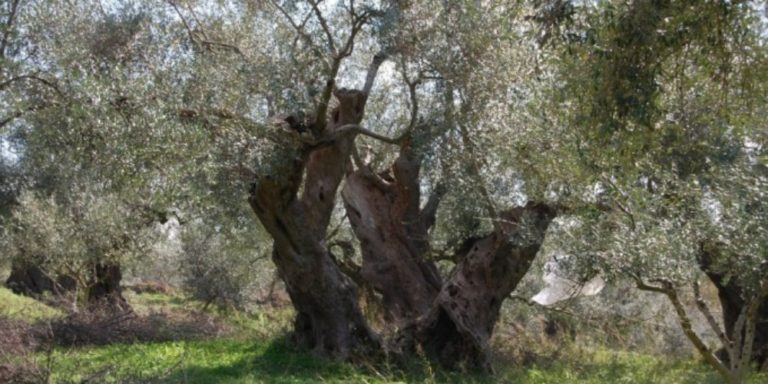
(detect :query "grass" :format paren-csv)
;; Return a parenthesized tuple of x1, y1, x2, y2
(0, 286, 63, 321)
(1, 289, 765, 383)
(44, 340, 768, 383)
(48, 338, 368, 384)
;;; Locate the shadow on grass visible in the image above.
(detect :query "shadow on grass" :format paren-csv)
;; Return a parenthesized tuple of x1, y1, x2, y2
(49, 335, 767, 384)
(158, 338, 503, 384)
(160, 338, 366, 384)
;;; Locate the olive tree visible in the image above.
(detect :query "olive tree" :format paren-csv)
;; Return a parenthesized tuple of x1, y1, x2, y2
(531, 0, 768, 381)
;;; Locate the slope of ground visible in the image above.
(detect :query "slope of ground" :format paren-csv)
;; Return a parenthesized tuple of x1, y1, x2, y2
(0, 286, 63, 321)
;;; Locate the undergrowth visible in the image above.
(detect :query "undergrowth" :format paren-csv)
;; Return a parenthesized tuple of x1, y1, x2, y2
(0, 289, 765, 383)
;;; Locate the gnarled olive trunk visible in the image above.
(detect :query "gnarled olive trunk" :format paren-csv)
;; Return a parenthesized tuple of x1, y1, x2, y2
(6, 262, 54, 296)
(399, 203, 556, 371)
(86, 262, 129, 312)
(6, 262, 75, 297)
(699, 243, 768, 370)
(248, 89, 378, 359)
(342, 137, 442, 323)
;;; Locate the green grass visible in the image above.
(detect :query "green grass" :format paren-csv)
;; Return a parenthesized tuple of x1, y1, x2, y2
(123, 291, 197, 315)
(42, 339, 768, 383)
(123, 290, 295, 338)
(0, 286, 63, 321)
(1, 289, 763, 383)
(48, 338, 372, 384)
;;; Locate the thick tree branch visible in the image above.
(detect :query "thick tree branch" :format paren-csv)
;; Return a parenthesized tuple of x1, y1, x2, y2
(635, 277, 733, 381)
(693, 279, 733, 360)
(363, 51, 388, 96)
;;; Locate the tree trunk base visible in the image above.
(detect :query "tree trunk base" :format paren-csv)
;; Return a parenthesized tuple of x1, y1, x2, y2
(87, 262, 130, 312)
(397, 203, 556, 372)
(700, 242, 768, 370)
(274, 248, 380, 360)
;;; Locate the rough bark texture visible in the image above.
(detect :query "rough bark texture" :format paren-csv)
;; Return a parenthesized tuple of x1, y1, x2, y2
(86, 262, 130, 311)
(699, 243, 768, 370)
(342, 137, 442, 323)
(5, 262, 75, 297)
(248, 89, 378, 359)
(399, 203, 557, 371)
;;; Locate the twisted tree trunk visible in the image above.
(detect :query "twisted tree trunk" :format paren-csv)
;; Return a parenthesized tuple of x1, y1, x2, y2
(398, 203, 556, 371)
(6, 262, 55, 296)
(86, 262, 130, 312)
(342, 137, 443, 323)
(248, 88, 378, 359)
(6, 262, 76, 297)
(699, 242, 768, 370)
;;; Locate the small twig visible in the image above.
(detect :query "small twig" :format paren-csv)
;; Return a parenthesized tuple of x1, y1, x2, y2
(269, 0, 328, 67)
(168, 1, 247, 59)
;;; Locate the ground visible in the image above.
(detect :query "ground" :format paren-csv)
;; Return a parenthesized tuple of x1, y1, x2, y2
(1, 287, 766, 383)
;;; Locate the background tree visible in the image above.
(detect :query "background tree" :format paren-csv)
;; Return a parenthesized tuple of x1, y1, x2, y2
(530, 0, 768, 381)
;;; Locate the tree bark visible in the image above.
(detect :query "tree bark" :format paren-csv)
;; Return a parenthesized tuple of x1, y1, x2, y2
(398, 203, 556, 371)
(5, 261, 75, 297)
(6, 262, 54, 296)
(699, 242, 768, 370)
(86, 262, 130, 312)
(342, 137, 442, 323)
(248, 88, 378, 359)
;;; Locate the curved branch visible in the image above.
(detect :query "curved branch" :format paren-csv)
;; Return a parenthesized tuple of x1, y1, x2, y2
(332, 123, 401, 144)
(636, 277, 733, 381)
(0, 74, 64, 97)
